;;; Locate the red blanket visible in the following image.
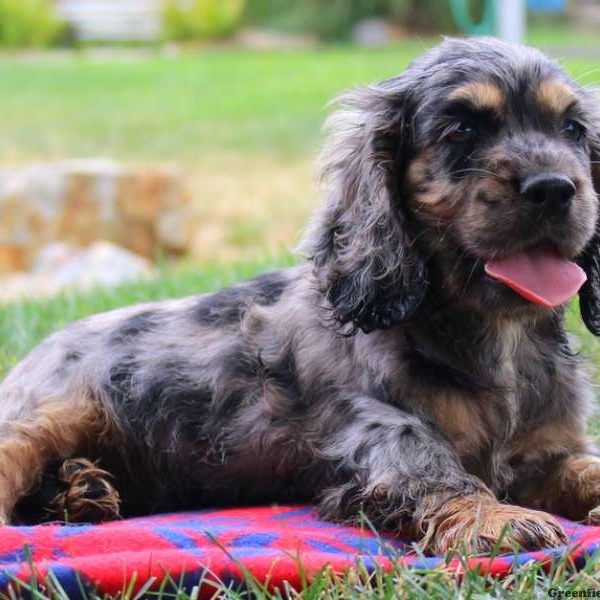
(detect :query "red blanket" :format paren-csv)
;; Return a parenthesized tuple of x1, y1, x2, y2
(0, 505, 598, 597)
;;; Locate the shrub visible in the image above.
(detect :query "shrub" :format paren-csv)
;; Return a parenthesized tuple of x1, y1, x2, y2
(244, 0, 377, 40)
(0, 0, 66, 48)
(397, 0, 460, 33)
(164, 0, 246, 41)
(243, 0, 459, 41)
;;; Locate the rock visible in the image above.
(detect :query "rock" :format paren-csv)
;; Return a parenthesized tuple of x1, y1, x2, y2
(32, 242, 73, 274)
(0, 160, 193, 273)
(156, 208, 194, 252)
(49, 241, 153, 289)
(0, 242, 154, 301)
(0, 245, 27, 273)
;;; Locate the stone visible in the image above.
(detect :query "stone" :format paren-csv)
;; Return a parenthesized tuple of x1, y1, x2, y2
(156, 208, 194, 253)
(0, 245, 27, 273)
(0, 160, 193, 273)
(32, 242, 73, 274)
(0, 242, 154, 301)
(48, 241, 153, 289)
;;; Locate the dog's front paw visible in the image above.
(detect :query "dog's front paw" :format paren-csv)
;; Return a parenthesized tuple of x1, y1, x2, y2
(555, 456, 600, 522)
(418, 493, 567, 555)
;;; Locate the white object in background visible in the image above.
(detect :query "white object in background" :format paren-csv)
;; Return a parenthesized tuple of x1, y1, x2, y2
(48, 242, 154, 289)
(497, 0, 526, 45)
(0, 242, 154, 302)
(56, 0, 162, 42)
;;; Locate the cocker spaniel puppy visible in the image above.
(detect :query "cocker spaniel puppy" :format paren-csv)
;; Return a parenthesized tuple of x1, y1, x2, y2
(2, 37, 600, 554)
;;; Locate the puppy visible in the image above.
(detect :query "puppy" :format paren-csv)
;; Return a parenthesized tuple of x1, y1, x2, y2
(2, 37, 600, 555)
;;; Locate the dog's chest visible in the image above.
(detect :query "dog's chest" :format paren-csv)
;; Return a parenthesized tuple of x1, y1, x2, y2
(408, 324, 560, 487)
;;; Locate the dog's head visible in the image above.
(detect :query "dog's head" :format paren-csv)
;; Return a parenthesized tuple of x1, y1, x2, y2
(305, 37, 600, 334)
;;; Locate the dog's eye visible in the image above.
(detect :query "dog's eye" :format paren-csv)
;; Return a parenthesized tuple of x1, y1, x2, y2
(561, 119, 584, 142)
(448, 122, 475, 143)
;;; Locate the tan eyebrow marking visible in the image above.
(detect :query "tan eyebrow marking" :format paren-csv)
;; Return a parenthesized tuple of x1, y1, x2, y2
(448, 81, 505, 115)
(536, 79, 577, 115)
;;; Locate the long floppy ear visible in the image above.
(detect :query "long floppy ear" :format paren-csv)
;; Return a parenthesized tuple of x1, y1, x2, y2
(578, 94, 600, 336)
(302, 82, 427, 333)
(579, 230, 600, 336)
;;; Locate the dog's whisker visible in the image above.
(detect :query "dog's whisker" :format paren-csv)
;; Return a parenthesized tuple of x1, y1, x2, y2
(462, 257, 483, 295)
(454, 167, 499, 178)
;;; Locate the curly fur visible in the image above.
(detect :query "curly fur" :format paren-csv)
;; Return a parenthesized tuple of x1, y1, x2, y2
(303, 83, 427, 332)
(2, 37, 600, 554)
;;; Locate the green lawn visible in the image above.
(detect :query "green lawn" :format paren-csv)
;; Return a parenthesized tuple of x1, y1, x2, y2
(0, 42, 597, 164)
(2, 257, 600, 599)
(1, 38, 600, 597)
(0, 45, 427, 162)
(0, 253, 296, 379)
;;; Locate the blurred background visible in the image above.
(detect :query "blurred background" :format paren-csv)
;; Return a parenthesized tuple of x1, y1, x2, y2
(0, 0, 597, 303)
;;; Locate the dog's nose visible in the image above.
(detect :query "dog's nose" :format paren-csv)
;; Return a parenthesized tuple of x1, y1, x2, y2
(520, 173, 576, 210)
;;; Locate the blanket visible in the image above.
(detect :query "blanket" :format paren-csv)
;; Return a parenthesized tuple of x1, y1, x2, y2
(0, 505, 598, 597)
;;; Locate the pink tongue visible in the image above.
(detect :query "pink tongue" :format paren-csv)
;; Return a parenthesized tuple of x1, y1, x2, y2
(484, 247, 587, 308)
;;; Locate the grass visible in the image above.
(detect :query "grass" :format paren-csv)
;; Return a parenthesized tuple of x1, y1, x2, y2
(0, 39, 598, 164)
(0, 44, 433, 261)
(528, 22, 600, 49)
(5, 548, 600, 599)
(2, 256, 600, 599)
(1, 30, 600, 598)
(0, 36, 597, 260)
(0, 45, 431, 163)
(0, 252, 296, 379)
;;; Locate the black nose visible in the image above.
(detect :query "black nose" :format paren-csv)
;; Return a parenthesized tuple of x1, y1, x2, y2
(520, 173, 576, 210)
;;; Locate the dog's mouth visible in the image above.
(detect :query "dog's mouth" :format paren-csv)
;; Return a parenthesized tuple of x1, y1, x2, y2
(484, 244, 587, 308)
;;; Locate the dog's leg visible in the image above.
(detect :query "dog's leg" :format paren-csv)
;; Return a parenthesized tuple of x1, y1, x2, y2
(506, 422, 600, 523)
(0, 398, 107, 524)
(316, 396, 566, 554)
(516, 453, 600, 523)
(555, 455, 600, 523)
